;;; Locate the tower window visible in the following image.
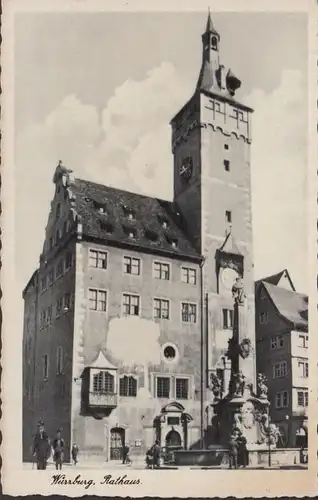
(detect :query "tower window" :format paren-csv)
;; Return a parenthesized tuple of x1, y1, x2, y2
(211, 36, 218, 50)
(225, 211, 232, 224)
(224, 144, 229, 150)
(224, 160, 230, 172)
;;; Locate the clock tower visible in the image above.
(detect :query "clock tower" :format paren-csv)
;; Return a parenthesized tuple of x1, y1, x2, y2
(170, 13, 256, 392)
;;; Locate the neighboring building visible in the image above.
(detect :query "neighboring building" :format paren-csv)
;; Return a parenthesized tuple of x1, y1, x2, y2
(255, 270, 308, 448)
(23, 13, 256, 462)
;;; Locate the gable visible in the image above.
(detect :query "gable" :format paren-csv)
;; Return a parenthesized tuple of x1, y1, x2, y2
(276, 270, 295, 291)
(40, 164, 77, 262)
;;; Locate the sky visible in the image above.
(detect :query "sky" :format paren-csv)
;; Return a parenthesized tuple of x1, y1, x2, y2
(14, 11, 308, 297)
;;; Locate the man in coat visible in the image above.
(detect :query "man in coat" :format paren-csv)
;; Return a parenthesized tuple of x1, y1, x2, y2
(228, 433, 239, 469)
(52, 428, 65, 470)
(32, 419, 51, 470)
(237, 433, 248, 467)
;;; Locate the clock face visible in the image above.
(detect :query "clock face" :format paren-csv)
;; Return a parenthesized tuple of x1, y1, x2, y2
(179, 157, 193, 184)
(221, 268, 239, 290)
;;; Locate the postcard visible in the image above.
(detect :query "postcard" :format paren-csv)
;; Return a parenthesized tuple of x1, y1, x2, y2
(1, 0, 317, 496)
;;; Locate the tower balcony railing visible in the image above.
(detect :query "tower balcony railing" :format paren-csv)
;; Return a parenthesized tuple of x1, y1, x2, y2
(88, 391, 118, 408)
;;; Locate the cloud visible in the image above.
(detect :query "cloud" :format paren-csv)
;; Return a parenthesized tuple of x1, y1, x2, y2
(245, 69, 307, 291)
(16, 65, 307, 294)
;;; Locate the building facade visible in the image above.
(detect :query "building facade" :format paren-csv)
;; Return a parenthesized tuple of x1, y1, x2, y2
(255, 270, 308, 448)
(23, 14, 257, 462)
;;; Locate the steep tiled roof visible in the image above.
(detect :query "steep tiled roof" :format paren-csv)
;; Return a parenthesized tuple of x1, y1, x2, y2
(255, 269, 295, 292)
(70, 178, 200, 261)
(263, 282, 308, 330)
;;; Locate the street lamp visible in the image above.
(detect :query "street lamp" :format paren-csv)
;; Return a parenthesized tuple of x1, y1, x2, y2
(285, 415, 290, 448)
(267, 409, 272, 467)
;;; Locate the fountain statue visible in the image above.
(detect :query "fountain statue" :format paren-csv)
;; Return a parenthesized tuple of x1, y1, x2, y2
(210, 276, 272, 451)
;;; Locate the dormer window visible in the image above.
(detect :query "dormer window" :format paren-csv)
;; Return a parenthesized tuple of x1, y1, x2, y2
(158, 215, 169, 229)
(123, 225, 137, 239)
(166, 235, 178, 248)
(93, 200, 107, 214)
(122, 204, 135, 220)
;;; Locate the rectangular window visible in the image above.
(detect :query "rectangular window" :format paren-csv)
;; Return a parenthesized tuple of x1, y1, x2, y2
(65, 251, 72, 270)
(43, 354, 49, 380)
(48, 269, 54, 286)
(56, 346, 63, 375)
(271, 335, 284, 349)
(275, 390, 289, 408)
(298, 361, 309, 378)
(154, 298, 170, 320)
(156, 376, 170, 398)
(273, 361, 288, 379)
(225, 210, 232, 223)
(89, 289, 107, 312)
(124, 256, 141, 275)
(260, 312, 268, 324)
(298, 335, 309, 348)
(56, 259, 64, 278)
(181, 302, 197, 323)
(47, 305, 52, 323)
(119, 375, 137, 397)
(224, 144, 229, 150)
(56, 297, 62, 317)
(64, 292, 71, 311)
(297, 390, 308, 407)
(93, 370, 114, 393)
(153, 261, 170, 280)
(222, 309, 234, 329)
(123, 293, 140, 316)
(175, 378, 189, 400)
(181, 267, 197, 284)
(224, 159, 230, 172)
(89, 249, 108, 269)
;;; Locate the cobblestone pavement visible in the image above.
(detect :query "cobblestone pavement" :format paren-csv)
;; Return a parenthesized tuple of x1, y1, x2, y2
(23, 461, 307, 471)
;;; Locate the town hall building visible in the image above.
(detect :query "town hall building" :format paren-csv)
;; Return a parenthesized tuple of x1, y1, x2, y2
(22, 14, 256, 462)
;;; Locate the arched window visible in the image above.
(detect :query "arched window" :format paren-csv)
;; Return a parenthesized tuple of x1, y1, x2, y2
(93, 371, 114, 394)
(119, 375, 137, 397)
(211, 36, 218, 51)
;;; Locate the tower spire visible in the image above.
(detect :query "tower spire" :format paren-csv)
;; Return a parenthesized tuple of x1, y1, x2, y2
(205, 8, 219, 37)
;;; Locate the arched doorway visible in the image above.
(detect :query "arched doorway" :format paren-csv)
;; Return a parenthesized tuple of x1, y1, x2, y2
(165, 429, 181, 449)
(110, 427, 125, 460)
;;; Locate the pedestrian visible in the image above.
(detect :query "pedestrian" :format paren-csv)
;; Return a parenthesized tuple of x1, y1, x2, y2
(151, 440, 161, 468)
(52, 428, 65, 470)
(237, 433, 248, 467)
(122, 443, 130, 464)
(228, 433, 238, 469)
(32, 419, 51, 470)
(71, 443, 79, 465)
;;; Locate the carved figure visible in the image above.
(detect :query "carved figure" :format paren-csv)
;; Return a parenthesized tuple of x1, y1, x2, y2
(232, 277, 245, 304)
(210, 373, 222, 400)
(232, 410, 242, 433)
(239, 338, 251, 359)
(257, 373, 268, 399)
(229, 371, 245, 396)
(241, 402, 255, 430)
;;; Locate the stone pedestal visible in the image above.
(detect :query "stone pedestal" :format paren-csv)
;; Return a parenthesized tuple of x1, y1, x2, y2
(209, 277, 277, 451)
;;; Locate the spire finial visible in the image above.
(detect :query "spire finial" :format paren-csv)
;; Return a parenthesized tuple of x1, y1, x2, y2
(205, 7, 213, 32)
